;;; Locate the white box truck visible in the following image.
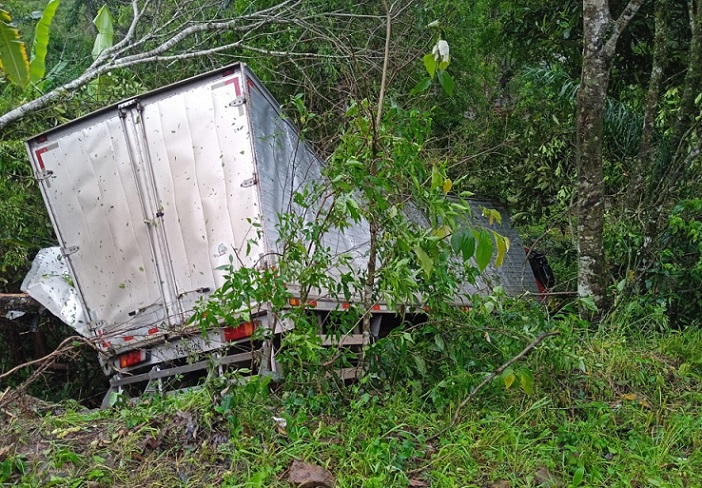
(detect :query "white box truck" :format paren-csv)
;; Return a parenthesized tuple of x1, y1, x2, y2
(23, 63, 540, 400)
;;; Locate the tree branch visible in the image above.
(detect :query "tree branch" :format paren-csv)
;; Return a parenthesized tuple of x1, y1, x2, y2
(604, 0, 646, 57)
(0, 0, 361, 131)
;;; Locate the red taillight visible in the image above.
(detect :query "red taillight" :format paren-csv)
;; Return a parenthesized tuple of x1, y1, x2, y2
(118, 350, 149, 368)
(288, 297, 317, 307)
(222, 321, 256, 342)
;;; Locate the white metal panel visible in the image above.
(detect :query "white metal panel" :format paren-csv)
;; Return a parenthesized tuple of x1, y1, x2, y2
(21, 247, 88, 335)
(247, 77, 370, 279)
(402, 202, 540, 298)
(138, 71, 263, 316)
(209, 75, 264, 275)
(27, 65, 267, 352)
(27, 117, 167, 343)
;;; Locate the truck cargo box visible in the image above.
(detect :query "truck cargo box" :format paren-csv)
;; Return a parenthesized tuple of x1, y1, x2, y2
(25, 63, 540, 386)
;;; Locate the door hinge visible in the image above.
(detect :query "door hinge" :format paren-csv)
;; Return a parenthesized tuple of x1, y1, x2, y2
(61, 245, 79, 256)
(36, 170, 54, 181)
(229, 96, 247, 107)
(241, 174, 258, 188)
(118, 99, 143, 118)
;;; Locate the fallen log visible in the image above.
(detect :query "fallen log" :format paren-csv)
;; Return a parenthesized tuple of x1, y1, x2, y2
(0, 293, 43, 315)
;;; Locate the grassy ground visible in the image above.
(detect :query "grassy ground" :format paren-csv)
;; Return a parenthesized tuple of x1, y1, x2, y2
(2, 321, 702, 487)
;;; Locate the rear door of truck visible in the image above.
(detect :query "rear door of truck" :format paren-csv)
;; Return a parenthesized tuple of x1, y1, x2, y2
(26, 65, 263, 353)
(26, 111, 170, 350)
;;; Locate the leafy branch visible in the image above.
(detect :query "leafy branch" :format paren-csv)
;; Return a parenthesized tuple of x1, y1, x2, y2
(426, 329, 560, 443)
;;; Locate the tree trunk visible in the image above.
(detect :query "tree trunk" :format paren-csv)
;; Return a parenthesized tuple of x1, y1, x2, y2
(671, 0, 702, 157)
(577, 1, 612, 317)
(577, 0, 644, 319)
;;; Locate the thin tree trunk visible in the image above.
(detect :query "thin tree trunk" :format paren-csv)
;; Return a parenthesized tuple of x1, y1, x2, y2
(628, 0, 668, 206)
(577, 1, 612, 317)
(361, 218, 378, 348)
(634, 0, 702, 268)
(671, 0, 702, 157)
(651, 0, 702, 203)
(362, 0, 391, 351)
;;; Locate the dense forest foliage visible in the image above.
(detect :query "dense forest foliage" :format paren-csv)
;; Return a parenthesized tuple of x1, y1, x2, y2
(2, 1, 702, 485)
(2, 0, 701, 323)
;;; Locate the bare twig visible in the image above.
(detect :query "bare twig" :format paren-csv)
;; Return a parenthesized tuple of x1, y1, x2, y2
(0, 335, 98, 382)
(375, 0, 392, 129)
(0, 335, 104, 410)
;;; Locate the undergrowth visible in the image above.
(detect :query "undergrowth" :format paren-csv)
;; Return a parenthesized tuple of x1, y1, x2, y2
(2, 310, 702, 488)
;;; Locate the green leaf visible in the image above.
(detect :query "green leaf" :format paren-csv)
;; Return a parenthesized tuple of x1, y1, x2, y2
(482, 207, 502, 225)
(451, 229, 476, 262)
(413, 355, 427, 375)
(433, 225, 451, 239)
(106, 390, 123, 407)
(450, 230, 463, 253)
(437, 70, 454, 96)
(451, 229, 475, 261)
(503, 368, 516, 389)
(474, 229, 493, 272)
(92, 5, 114, 60)
(519, 368, 534, 395)
(0, 459, 11, 481)
(572, 466, 585, 487)
(423, 53, 436, 79)
(578, 296, 598, 312)
(434, 333, 445, 351)
(460, 232, 475, 261)
(29, 0, 60, 84)
(410, 77, 432, 95)
(248, 470, 268, 486)
(493, 231, 509, 268)
(0, 8, 29, 86)
(430, 166, 443, 190)
(414, 244, 433, 278)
